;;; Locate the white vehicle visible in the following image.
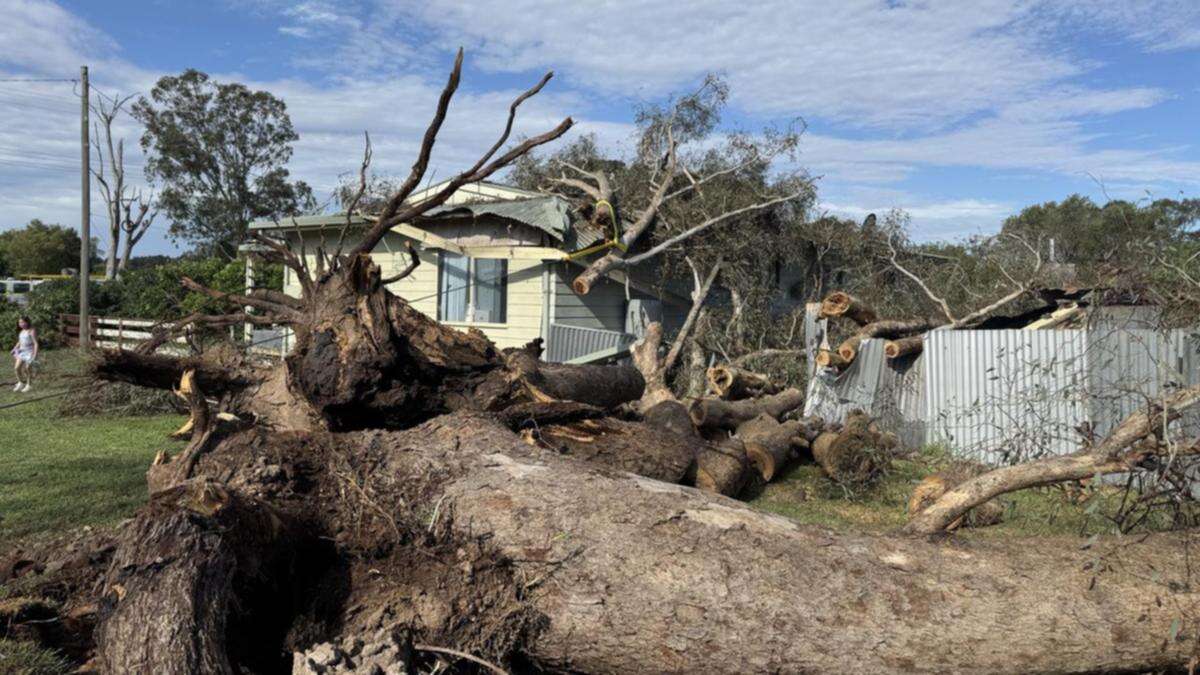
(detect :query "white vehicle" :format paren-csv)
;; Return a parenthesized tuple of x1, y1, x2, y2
(0, 278, 44, 306)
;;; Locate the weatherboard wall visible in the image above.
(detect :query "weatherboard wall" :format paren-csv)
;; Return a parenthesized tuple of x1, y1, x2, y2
(282, 230, 545, 351)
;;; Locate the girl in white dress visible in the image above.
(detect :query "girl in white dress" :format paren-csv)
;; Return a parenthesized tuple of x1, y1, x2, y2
(10, 316, 37, 392)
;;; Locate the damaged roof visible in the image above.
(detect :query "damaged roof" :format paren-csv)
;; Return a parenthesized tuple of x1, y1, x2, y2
(248, 193, 607, 248)
(418, 195, 574, 242)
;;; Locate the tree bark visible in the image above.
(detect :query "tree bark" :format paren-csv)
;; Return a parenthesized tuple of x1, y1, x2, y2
(706, 366, 781, 400)
(884, 335, 924, 359)
(836, 319, 935, 363)
(525, 416, 695, 483)
(689, 388, 805, 430)
(736, 414, 804, 481)
(382, 415, 1200, 674)
(96, 480, 305, 675)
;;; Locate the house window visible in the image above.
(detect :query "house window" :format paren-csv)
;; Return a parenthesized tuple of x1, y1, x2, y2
(437, 253, 507, 323)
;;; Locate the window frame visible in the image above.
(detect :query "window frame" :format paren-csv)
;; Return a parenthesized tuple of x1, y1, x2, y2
(436, 252, 508, 325)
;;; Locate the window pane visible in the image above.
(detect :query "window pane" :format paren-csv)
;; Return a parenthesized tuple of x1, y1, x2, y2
(438, 253, 469, 321)
(472, 259, 507, 323)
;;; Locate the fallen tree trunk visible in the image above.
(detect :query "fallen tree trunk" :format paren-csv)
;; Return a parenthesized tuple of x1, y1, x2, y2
(689, 388, 805, 431)
(96, 480, 306, 675)
(90, 414, 1200, 674)
(818, 291, 877, 326)
(906, 384, 1200, 535)
(706, 366, 781, 400)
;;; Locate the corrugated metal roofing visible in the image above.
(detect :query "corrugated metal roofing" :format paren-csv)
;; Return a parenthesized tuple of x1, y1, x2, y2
(421, 196, 574, 242)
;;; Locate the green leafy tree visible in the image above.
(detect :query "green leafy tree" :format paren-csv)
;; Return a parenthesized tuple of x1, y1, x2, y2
(0, 219, 87, 275)
(1000, 195, 1200, 265)
(132, 69, 314, 258)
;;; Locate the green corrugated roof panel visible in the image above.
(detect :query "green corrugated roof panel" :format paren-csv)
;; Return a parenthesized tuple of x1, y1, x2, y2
(247, 195, 593, 245)
(420, 196, 573, 241)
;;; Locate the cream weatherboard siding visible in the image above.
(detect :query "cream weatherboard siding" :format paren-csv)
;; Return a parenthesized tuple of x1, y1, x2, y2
(282, 231, 545, 351)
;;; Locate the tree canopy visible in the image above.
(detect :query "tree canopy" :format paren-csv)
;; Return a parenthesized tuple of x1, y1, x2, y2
(0, 219, 87, 275)
(133, 69, 314, 257)
(1000, 194, 1200, 264)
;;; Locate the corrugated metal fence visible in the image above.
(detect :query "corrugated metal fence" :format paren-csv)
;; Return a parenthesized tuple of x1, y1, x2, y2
(806, 328, 1200, 462)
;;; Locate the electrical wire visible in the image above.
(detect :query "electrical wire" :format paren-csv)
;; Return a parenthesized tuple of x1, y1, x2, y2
(0, 78, 77, 83)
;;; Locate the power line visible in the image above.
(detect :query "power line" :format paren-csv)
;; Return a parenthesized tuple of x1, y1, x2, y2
(0, 78, 77, 83)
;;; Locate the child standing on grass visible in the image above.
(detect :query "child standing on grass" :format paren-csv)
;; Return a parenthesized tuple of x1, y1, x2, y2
(11, 316, 38, 392)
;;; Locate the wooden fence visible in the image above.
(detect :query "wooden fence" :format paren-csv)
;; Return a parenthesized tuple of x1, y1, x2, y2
(59, 314, 288, 357)
(59, 314, 174, 350)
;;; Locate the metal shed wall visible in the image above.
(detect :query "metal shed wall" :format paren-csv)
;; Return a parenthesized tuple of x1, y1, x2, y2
(922, 330, 1090, 463)
(804, 327, 1200, 464)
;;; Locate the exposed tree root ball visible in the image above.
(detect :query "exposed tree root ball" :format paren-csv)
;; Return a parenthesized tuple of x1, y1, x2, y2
(96, 480, 310, 675)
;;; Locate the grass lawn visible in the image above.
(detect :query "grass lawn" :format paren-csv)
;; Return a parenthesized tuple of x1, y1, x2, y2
(0, 350, 186, 542)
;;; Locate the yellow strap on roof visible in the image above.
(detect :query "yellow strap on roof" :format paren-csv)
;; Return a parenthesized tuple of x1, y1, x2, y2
(567, 199, 627, 260)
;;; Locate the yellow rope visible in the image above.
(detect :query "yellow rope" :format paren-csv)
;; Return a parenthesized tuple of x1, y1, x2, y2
(567, 199, 627, 260)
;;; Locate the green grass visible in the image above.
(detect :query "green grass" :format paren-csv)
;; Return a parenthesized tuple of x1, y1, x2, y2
(0, 350, 186, 541)
(0, 638, 72, 674)
(748, 445, 1181, 538)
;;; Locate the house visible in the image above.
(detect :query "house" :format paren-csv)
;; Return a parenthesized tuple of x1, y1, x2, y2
(248, 181, 690, 363)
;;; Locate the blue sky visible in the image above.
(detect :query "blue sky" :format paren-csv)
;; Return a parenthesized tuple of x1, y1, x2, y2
(0, 0, 1198, 257)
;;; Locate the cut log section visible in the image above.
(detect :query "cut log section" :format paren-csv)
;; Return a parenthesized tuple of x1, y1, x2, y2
(884, 335, 924, 360)
(908, 462, 1005, 530)
(815, 349, 850, 370)
(736, 414, 805, 481)
(836, 319, 936, 363)
(695, 436, 751, 496)
(810, 411, 897, 487)
(689, 388, 805, 431)
(818, 291, 877, 326)
(706, 366, 782, 400)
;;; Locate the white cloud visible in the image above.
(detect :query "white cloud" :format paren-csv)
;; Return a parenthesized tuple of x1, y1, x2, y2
(2, 0, 1199, 250)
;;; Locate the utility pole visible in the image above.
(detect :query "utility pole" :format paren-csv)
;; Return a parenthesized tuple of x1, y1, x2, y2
(79, 65, 90, 349)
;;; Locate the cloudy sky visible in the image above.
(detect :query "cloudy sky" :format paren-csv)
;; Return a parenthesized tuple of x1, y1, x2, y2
(1, 0, 1198, 256)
